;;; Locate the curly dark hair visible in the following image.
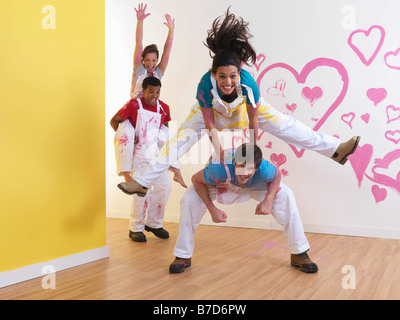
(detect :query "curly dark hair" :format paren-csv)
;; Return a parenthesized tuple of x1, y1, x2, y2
(204, 7, 257, 73)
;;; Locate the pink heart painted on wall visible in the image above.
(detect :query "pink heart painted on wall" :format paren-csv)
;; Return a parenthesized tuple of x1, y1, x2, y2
(254, 54, 266, 72)
(365, 149, 400, 194)
(270, 153, 287, 167)
(257, 58, 349, 158)
(385, 130, 400, 145)
(371, 185, 387, 203)
(348, 144, 373, 187)
(386, 105, 400, 124)
(348, 25, 385, 66)
(341, 112, 356, 129)
(384, 47, 400, 71)
(302, 86, 323, 106)
(367, 88, 387, 106)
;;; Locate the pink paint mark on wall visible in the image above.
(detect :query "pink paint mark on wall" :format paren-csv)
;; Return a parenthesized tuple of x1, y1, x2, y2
(348, 25, 385, 66)
(384, 47, 400, 70)
(302, 86, 323, 106)
(341, 112, 356, 129)
(348, 144, 373, 187)
(386, 105, 400, 124)
(365, 149, 400, 194)
(257, 58, 349, 159)
(367, 88, 387, 106)
(270, 153, 287, 168)
(371, 185, 387, 203)
(385, 130, 400, 145)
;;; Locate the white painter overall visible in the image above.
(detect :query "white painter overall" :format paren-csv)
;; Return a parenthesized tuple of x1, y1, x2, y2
(127, 98, 172, 232)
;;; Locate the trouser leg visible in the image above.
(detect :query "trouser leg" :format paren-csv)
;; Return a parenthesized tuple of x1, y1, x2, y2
(257, 99, 340, 158)
(251, 183, 310, 254)
(173, 185, 217, 259)
(146, 171, 171, 229)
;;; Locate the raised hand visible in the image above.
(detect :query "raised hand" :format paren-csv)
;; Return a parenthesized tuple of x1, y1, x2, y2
(163, 14, 175, 31)
(134, 3, 151, 21)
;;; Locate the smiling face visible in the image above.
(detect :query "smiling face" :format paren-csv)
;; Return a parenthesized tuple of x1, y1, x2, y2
(143, 85, 160, 106)
(143, 53, 158, 75)
(213, 65, 240, 97)
(234, 161, 256, 185)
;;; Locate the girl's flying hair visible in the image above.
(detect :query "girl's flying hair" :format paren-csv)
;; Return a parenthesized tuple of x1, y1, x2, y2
(204, 7, 257, 72)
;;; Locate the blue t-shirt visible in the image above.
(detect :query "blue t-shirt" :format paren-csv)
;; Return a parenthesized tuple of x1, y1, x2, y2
(196, 68, 260, 109)
(203, 150, 277, 188)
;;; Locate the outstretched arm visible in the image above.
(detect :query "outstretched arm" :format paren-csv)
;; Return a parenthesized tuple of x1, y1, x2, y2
(133, 3, 151, 70)
(157, 14, 175, 75)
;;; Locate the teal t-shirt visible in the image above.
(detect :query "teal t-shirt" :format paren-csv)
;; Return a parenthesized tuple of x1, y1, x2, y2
(203, 149, 277, 188)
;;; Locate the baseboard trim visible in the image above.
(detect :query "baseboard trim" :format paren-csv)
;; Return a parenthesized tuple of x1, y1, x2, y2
(0, 246, 109, 289)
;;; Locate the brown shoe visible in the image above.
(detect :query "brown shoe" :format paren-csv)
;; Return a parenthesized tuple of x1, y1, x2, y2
(291, 252, 318, 273)
(117, 180, 149, 197)
(331, 136, 360, 165)
(169, 257, 191, 274)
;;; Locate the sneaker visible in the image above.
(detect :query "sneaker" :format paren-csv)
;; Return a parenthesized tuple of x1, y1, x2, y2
(129, 230, 147, 242)
(145, 225, 169, 239)
(169, 257, 192, 274)
(290, 252, 318, 273)
(331, 136, 360, 165)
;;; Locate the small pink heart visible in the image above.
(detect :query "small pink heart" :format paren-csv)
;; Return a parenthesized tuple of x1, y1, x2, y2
(265, 141, 272, 149)
(385, 130, 400, 144)
(367, 88, 387, 106)
(285, 103, 297, 113)
(281, 169, 289, 177)
(254, 54, 266, 72)
(384, 47, 400, 71)
(267, 80, 286, 97)
(386, 105, 400, 124)
(361, 113, 370, 124)
(365, 149, 400, 194)
(341, 112, 356, 129)
(270, 153, 287, 167)
(302, 86, 323, 106)
(371, 185, 387, 203)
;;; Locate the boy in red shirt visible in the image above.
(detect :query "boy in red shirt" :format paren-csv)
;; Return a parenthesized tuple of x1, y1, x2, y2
(110, 77, 186, 242)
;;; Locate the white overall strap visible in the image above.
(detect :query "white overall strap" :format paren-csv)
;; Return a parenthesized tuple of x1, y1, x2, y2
(239, 81, 257, 109)
(137, 98, 143, 110)
(223, 163, 232, 182)
(210, 73, 229, 113)
(157, 100, 166, 115)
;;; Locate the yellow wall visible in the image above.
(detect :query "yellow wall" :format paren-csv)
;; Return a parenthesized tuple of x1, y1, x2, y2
(0, 0, 105, 272)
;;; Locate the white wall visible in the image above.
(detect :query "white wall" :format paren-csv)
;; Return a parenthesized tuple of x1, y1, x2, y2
(106, 0, 400, 239)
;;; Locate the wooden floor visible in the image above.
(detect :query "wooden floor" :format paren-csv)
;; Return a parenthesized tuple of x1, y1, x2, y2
(1, 217, 400, 300)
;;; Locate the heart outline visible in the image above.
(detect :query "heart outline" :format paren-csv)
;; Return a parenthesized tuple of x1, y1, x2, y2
(257, 58, 349, 158)
(348, 25, 385, 66)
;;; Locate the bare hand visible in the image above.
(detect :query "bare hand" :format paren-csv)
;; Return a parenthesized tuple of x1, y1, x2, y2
(210, 207, 228, 223)
(163, 14, 175, 30)
(255, 200, 273, 215)
(135, 3, 151, 21)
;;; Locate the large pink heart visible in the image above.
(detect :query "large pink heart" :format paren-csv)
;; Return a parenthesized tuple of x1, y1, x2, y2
(365, 149, 400, 194)
(257, 58, 349, 158)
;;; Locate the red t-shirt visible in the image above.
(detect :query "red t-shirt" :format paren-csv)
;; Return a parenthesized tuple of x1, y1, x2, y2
(118, 97, 171, 129)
